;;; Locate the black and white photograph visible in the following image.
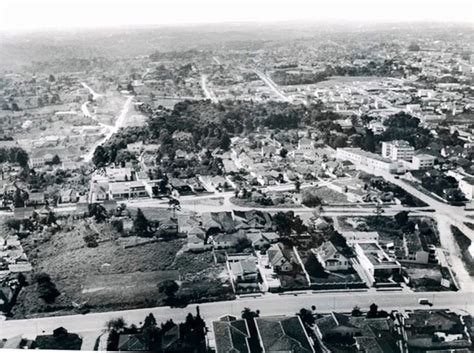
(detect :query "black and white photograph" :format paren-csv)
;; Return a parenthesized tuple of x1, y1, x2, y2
(0, 0, 473, 351)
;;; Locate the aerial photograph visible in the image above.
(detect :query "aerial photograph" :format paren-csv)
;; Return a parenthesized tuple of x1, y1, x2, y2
(0, 0, 473, 351)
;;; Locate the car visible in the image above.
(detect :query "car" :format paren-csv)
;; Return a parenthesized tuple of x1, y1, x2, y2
(418, 298, 433, 306)
(394, 176, 400, 179)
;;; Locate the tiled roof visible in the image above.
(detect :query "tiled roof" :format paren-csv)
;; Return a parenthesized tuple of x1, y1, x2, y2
(255, 316, 314, 353)
(213, 318, 250, 353)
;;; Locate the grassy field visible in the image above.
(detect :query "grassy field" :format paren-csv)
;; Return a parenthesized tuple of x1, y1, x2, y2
(303, 186, 349, 205)
(13, 219, 185, 318)
(13, 216, 233, 318)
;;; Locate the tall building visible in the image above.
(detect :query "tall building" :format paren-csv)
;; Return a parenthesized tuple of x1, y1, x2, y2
(381, 140, 415, 162)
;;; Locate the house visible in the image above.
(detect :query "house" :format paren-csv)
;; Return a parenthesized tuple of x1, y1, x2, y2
(233, 210, 273, 230)
(254, 315, 315, 353)
(298, 137, 315, 151)
(313, 241, 350, 271)
(126, 141, 143, 154)
(91, 182, 109, 202)
(187, 226, 212, 252)
(267, 243, 296, 273)
(161, 322, 181, 351)
(341, 231, 380, 246)
(25, 192, 46, 206)
(105, 167, 134, 182)
(245, 230, 279, 249)
(212, 316, 250, 353)
(29, 156, 46, 169)
(203, 212, 237, 234)
(401, 310, 472, 352)
(212, 230, 247, 249)
(59, 189, 78, 204)
(227, 253, 259, 292)
(314, 313, 400, 353)
(368, 120, 387, 135)
(400, 232, 431, 264)
(118, 334, 148, 351)
(108, 181, 149, 200)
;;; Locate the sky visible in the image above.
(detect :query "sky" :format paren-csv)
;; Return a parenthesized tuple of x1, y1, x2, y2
(0, 0, 472, 32)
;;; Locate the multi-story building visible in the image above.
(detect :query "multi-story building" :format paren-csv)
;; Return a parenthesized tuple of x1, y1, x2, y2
(411, 154, 436, 170)
(381, 140, 415, 162)
(354, 242, 401, 285)
(336, 148, 402, 173)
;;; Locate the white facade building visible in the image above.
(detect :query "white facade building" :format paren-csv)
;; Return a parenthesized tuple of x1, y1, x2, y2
(411, 154, 436, 170)
(381, 140, 415, 162)
(336, 148, 401, 173)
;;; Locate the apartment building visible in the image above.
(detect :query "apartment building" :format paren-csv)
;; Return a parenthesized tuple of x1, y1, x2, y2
(381, 140, 415, 161)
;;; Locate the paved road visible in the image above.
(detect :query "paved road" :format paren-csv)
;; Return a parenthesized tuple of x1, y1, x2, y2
(200, 75, 218, 103)
(253, 69, 291, 102)
(1, 290, 472, 341)
(351, 164, 474, 291)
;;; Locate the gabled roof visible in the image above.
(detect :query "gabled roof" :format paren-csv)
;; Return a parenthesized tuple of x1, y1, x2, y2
(213, 318, 250, 353)
(118, 334, 148, 351)
(314, 241, 346, 262)
(161, 323, 180, 349)
(255, 316, 314, 353)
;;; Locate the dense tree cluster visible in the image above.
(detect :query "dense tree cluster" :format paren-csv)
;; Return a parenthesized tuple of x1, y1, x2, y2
(0, 147, 29, 168)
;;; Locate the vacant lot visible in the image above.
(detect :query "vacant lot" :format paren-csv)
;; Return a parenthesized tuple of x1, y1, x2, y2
(303, 186, 349, 205)
(13, 216, 233, 318)
(403, 263, 453, 292)
(13, 219, 185, 318)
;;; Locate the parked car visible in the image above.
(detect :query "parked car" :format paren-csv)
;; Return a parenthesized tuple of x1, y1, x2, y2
(418, 298, 433, 306)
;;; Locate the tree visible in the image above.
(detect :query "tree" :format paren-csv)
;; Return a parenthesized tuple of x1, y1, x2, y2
(51, 155, 61, 165)
(297, 308, 315, 327)
(48, 74, 56, 82)
(15, 148, 29, 168)
(11, 102, 20, 111)
(35, 273, 60, 304)
(279, 148, 288, 158)
(352, 306, 362, 317)
(88, 203, 108, 223)
(294, 179, 301, 193)
(13, 188, 25, 208)
(367, 303, 378, 318)
(273, 211, 294, 236)
(83, 233, 99, 248)
(92, 146, 108, 168)
(159, 280, 179, 298)
(241, 307, 260, 320)
(168, 198, 181, 219)
(106, 317, 126, 333)
(142, 313, 157, 329)
(394, 211, 409, 226)
(292, 216, 307, 235)
(219, 133, 231, 151)
(133, 208, 151, 236)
